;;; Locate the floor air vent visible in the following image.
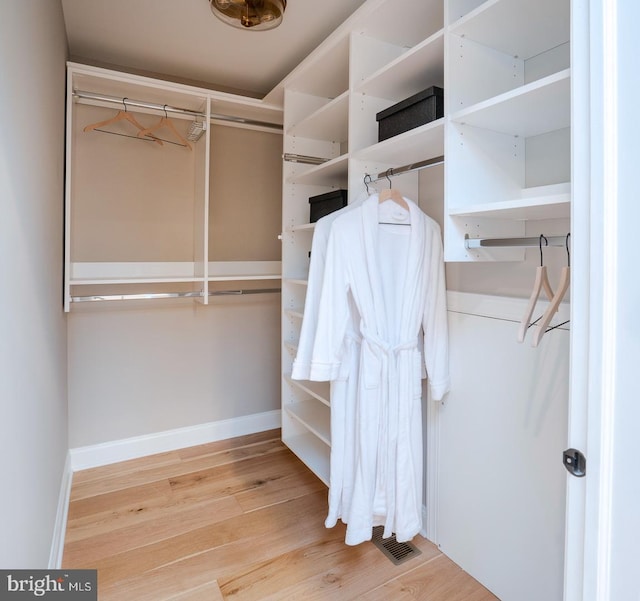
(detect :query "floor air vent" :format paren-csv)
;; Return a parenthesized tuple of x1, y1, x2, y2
(371, 526, 422, 565)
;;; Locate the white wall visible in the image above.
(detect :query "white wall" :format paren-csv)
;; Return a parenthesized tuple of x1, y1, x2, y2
(0, 0, 68, 567)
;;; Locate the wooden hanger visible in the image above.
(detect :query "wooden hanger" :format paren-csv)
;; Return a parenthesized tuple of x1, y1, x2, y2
(137, 105, 192, 150)
(532, 234, 571, 347)
(83, 98, 163, 146)
(517, 235, 556, 343)
(378, 169, 409, 210)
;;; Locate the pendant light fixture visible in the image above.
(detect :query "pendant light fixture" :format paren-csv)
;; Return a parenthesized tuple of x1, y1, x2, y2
(209, 0, 287, 31)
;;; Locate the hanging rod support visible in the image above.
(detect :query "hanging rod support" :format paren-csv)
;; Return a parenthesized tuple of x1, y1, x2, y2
(465, 235, 570, 249)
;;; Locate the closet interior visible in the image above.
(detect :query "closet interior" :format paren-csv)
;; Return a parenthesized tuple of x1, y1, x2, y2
(273, 0, 571, 598)
(64, 63, 285, 453)
(65, 63, 284, 313)
(63, 0, 573, 597)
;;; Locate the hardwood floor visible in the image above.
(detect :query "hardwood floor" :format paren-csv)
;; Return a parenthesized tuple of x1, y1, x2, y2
(63, 430, 498, 600)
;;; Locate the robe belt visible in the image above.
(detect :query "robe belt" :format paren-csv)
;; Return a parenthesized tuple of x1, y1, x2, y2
(360, 328, 418, 538)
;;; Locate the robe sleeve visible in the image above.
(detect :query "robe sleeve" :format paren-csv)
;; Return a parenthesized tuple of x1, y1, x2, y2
(291, 216, 332, 380)
(308, 222, 351, 382)
(422, 223, 450, 401)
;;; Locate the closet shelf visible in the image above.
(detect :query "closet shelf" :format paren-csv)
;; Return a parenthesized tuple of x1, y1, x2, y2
(285, 375, 331, 406)
(281, 36, 350, 100)
(287, 153, 349, 186)
(281, 432, 330, 486)
(355, 29, 444, 102)
(358, 0, 443, 49)
(69, 261, 199, 285)
(284, 399, 331, 445)
(208, 261, 281, 282)
(353, 119, 444, 167)
(287, 91, 349, 142)
(449, 183, 570, 220)
(284, 341, 299, 355)
(450, 69, 570, 138)
(69, 261, 281, 285)
(284, 278, 309, 286)
(285, 309, 305, 320)
(449, 0, 570, 61)
(288, 222, 316, 233)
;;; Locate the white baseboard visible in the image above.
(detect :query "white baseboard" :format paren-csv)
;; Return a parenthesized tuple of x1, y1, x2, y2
(69, 410, 281, 472)
(48, 452, 73, 568)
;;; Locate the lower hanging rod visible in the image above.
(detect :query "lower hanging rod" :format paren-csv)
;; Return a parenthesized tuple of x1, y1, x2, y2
(465, 235, 569, 249)
(71, 288, 281, 303)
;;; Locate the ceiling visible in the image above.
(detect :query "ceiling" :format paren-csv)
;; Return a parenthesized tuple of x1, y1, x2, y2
(61, 0, 368, 100)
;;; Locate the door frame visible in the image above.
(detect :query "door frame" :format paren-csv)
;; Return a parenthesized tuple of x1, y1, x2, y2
(564, 0, 639, 599)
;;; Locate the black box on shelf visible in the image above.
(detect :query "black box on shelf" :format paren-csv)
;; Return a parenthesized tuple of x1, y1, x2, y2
(376, 86, 444, 142)
(309, 189, 348, 223)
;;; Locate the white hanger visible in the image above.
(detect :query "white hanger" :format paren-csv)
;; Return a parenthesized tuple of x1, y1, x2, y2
(517, 235, 556, 343)
(532, 234, 571, 347)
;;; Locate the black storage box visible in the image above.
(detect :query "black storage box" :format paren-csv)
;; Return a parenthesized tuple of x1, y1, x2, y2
(309, 189, 348, 223)
(376, 86, 444, 142)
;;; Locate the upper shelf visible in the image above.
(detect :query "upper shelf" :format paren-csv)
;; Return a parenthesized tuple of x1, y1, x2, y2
(282, 36, 350, 99)
(358, 0, 444, 48)
(354, 119, 444, 167)
(287, 91, 349, 142)
(287, 153, 349, 187)
(449, 0, 570, 60)
(449, 69, 570, 138)
(355, 30, 444, 103)
(448, 183, 571, 220)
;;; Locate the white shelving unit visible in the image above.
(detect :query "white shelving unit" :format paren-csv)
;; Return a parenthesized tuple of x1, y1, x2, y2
(65, 62, 283, 311)
(276, 0, 571, 495)
(445, 0, 571, 261)
(278, 0, 447, 489)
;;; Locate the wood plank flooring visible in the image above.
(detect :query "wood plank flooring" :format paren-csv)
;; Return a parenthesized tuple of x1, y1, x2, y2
(63, 430, 498, 600)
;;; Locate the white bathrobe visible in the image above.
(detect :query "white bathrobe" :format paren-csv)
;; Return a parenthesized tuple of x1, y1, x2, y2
(309, 194, 450, 545)
(292, 197, 364, 529)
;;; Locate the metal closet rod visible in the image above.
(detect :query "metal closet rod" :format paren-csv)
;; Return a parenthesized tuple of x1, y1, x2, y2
(73, 90, 283, 130)
(465, 235, 570, 249)
(368, 155, 445, 183)
(71, 288, 281, 303)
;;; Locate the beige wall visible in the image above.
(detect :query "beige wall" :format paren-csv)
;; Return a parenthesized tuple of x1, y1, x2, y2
(68, 295, 281, 447)
(71, 103, 197, 262)
(0, 0, 69, 567)
(209, 124, 283, 261)
(67, 123, 283, 448)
